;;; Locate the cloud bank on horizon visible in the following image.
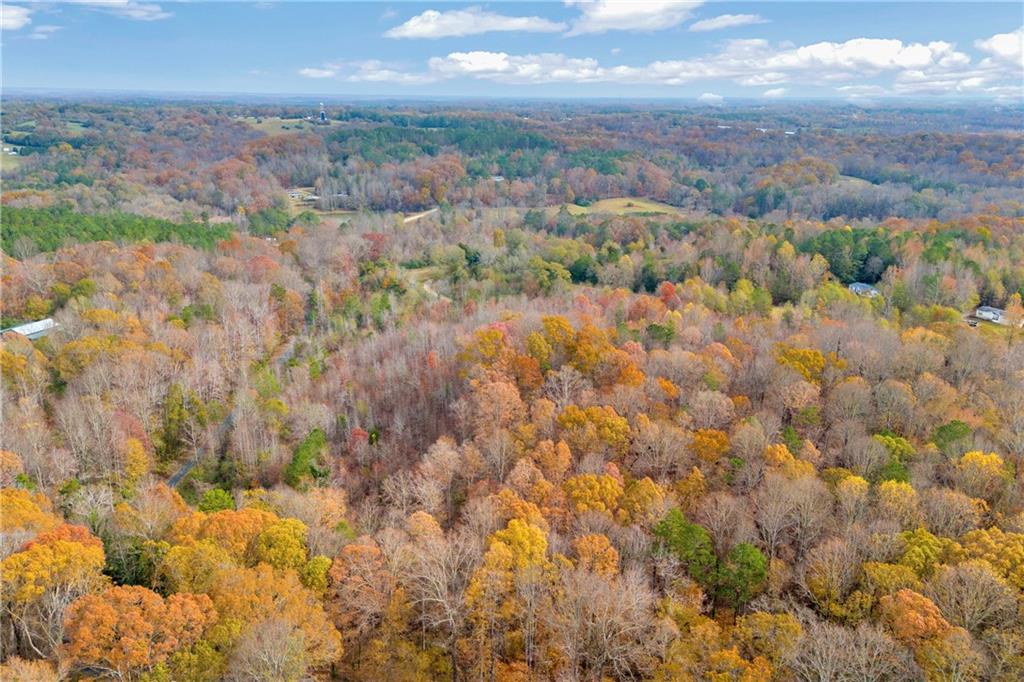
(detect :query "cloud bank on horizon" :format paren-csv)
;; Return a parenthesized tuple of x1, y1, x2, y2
(312, 0, 1022, 100)
(2, 0, 1022, 100)
(304, 26, 1024, 101)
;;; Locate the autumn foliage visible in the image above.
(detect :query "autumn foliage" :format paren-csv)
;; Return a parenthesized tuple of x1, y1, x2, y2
(2, 100, 1024, 681)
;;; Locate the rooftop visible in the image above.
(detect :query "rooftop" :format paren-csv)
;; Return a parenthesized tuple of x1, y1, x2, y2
(1, 318, 58, 340)
(848, 282, 880, 296)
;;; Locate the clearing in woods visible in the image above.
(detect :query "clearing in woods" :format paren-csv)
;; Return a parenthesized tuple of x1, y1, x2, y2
(241, 116, 315, 135)
(0, 152, 23, 173)
(557, 197, 684, 216)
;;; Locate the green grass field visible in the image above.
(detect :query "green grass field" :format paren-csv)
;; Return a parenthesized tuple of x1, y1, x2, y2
(1, 155, 22, 173)
(3, 130, 32, 143)
(241, 117, 314, 136)
(1, 146, 24, 173)
(974, 319, 1017, 342)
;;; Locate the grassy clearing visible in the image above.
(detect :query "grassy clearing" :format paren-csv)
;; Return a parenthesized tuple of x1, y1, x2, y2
(1, 153, 23, 173)
(241, 116, 315, 136)
(1, 142, 25, 173)
(285, 187, 317, 215)
(559, 197, 684, 216)
(405, 265, 444, 281)
(835, 175, 874, 190)
(403, 265, 451, 301)
(311, 212, 357, 230)
(5, 120, 36, 133)
(974, 319, 1017, 342)
(476, 200, 685, 222)
(283, 188, 357, 222)
(65, 121, 90, 135)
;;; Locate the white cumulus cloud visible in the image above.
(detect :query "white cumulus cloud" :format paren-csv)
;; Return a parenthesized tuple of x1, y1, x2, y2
(346, 60, 438, 84)
(300, 28, 1023, 100)
(413, 37, 975, 88)
(385, 7, 566, 39)
(2, 5, 32, 30)
(768, 38, 968, 72)
(689, 14, 767, 33)
(428, 51, 605, 83)
(565, 0, 703, 36)
(65, 1, 172, 21)
(975, 26, 1023, 67)
(298, 67, 337, 79)
(697, 92, 724, 104)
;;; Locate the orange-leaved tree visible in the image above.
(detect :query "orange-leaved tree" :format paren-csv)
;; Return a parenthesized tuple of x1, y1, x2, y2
(63, 585, 217, 680)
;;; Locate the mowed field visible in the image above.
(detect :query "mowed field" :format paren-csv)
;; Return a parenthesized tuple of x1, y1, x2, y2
(0, 152, 23, 173)
(973, 319, 1018, 341)
(561, 197, 685, 216)
(241, 117, 316, 135)
(476, 197, 686, 222)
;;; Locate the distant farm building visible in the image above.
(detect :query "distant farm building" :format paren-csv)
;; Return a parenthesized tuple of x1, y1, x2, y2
(975, 306, 1005, 323)
(288, 189, 318, 202)
(848, 282, 881, 298)
(1, 318, 58, 340)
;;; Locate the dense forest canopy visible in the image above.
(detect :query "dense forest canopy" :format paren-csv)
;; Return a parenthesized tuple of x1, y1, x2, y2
(1, 99, 1023, 681)
(3, 100, 1022, 220)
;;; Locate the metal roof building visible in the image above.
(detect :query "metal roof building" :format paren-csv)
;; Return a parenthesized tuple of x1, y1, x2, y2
(1, 318, 58, 340)
(848, 282, 881, 297)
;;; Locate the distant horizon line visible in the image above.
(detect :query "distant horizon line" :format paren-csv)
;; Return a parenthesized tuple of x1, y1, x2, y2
(3, 86, 1022, 108)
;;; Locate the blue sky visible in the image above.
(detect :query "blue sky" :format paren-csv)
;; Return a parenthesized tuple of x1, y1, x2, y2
(2, 2, 1022, 100)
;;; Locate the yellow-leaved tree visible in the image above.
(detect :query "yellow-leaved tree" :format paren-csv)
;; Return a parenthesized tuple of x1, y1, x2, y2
(465, 519, 553, 678)
(1, 522, 108, 658)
